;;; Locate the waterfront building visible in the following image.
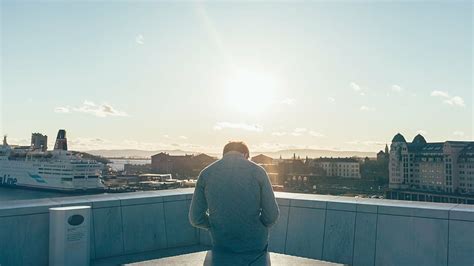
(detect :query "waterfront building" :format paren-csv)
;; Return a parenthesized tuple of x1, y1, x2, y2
(151, 153, 216, 178)
(309, 158, 361, 178)
(123, 163, 152, 175)
(389, 133, 474, 195)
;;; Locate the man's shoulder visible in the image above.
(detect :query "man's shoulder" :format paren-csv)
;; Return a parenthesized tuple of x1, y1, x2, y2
(199, 158, 223, 177)
(241, 159, 267, 178)
(247, 159, 265, 171)
(200, 157, 266, 176)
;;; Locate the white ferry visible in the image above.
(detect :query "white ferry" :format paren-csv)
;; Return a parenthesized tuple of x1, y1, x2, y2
(0, 129, 105, 192)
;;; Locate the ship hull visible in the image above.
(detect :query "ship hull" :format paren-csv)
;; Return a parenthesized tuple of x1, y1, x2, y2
(0, 182, 105, 193)
(0, 157, 105, 192)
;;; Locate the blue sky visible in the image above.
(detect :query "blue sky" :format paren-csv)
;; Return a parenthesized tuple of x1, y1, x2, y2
(1, 1, 472, 153)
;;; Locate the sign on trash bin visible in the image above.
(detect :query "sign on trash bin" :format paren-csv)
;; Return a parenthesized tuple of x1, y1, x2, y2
(49, 206, 91, 266)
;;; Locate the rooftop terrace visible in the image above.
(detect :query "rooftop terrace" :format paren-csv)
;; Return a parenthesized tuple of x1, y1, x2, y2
(0, 188, 473, 266)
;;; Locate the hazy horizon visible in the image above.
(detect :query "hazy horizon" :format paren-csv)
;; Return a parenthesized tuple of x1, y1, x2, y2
(1, 1, 472, 153)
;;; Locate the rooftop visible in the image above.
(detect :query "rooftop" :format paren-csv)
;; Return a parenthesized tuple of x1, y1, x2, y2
(1, 188, 473, 266)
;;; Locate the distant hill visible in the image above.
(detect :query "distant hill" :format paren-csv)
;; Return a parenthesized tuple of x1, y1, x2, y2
(253, 149, 376, 159)
(85, 149, 203, 158)
(86, 148, 375, 159)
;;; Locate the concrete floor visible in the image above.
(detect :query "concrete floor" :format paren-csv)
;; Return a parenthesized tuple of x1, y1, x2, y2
(92, 247, 343, 266)
(92, 245, 209, 266)
(127, 251, 343, 266)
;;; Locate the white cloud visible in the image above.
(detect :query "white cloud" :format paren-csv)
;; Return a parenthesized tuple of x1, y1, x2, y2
(135, 34, 144, 45)
(281, 98, 296, 105)
(453, 131, 465, 137)
(66, 137, 212, 152)
(294, 128, 307, 133)
(54, 107, 70, 113)
(360, 105, 375, 112)
(83, 100, 96, 106)
(351, 82, 362, 92)
(5, 137, 30, 146)
(213, 122, 263, 132)
(272, 132, 287, 136)
(351, 82, 366, 96)
(391, 85, 403, 92)
(431, 90, 450, 98)
(55, 101, 129, 118)
(272, 128, 323, 138)
(291, 128, 307, 136)
(74, 102, 128, 118)
(444, 96, 465, 107)
(430, 90, 465, 107)
(327, 97, 335, 103)
(346, 140, 385, 147)
(250, 142, 302, 152)
(162, 135, 188, 141)
(309, 131, 324, 137)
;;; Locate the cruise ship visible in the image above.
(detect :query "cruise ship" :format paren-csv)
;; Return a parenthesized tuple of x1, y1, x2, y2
(0, 129, 105, 192)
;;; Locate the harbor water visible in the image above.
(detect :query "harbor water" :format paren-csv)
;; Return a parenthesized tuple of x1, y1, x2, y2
(108, 158, 151, 171)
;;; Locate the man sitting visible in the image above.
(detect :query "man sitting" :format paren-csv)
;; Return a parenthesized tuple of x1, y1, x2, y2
(189, 141, 280, 265)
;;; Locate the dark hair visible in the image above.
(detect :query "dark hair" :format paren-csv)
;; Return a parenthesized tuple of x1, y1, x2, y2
(223, 141, 250, 156)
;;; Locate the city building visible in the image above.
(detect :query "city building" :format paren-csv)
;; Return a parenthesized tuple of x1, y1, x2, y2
(251, 154, 274, 165)
(377, 144, 389, 161)
(389, 133, 474, 195)
(310, 158, 361, 178)
(31, 133, 48, 151)
(277, 157, 309, 184)
(151, 153, 217, 178)
(251, 154, 279, 184)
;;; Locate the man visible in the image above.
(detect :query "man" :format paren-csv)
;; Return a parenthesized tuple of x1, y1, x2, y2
(189, 141, 279, 265)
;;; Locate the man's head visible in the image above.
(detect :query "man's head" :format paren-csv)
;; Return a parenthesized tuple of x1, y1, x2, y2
(223, 141, 250, 159)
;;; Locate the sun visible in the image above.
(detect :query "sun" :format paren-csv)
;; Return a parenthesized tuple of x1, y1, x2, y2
(224, 70, 277, 114)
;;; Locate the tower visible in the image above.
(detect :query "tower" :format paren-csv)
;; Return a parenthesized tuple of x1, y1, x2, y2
(389, 133, 408, 189)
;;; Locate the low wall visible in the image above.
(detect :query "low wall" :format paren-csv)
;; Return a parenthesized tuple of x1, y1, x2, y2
(0, 189, 473, 266)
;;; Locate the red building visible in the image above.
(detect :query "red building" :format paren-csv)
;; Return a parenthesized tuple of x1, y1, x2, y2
(251, 154, 274, 165)
(251, 154, 280, 184)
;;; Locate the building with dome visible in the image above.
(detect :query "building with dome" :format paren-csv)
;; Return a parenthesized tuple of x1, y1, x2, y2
(389, 133, 474, 196)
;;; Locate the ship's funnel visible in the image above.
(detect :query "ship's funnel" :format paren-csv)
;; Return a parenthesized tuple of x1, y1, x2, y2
(54, 129, 68, 151)
(2, 135, 7, 146)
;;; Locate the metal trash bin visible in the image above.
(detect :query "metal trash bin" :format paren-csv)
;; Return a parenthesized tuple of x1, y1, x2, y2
(49, 206, 91, 266)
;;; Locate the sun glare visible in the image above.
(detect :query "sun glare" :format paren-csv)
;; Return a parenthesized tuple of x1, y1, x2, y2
(224, 70, 277, 114)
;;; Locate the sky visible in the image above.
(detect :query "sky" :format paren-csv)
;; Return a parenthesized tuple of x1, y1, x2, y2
(1, 1, 472, 154)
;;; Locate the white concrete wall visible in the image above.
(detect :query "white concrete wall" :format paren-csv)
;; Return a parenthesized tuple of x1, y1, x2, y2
(0, 189, 199, 266)
(201, 192, 474, 266)
(1, 189, 473, 266)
